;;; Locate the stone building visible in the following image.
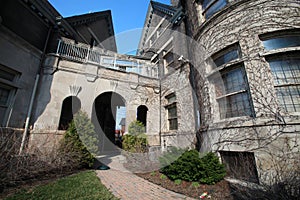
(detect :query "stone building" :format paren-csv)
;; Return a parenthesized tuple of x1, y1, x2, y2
(0, 0, 197, 152)
(138, 0, 198, 150)
(0, 0, 116, 129)
(1, 0, 299, 185)
(179, 0, 300, 184)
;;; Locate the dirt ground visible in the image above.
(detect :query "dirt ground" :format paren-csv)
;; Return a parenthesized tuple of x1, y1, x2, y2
(136, 171, 234, 199)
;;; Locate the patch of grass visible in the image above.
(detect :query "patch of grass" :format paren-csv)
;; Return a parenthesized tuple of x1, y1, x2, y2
(5, 170, 118, 200)
(174, 179, 182, 185)
(150, 171, 156, 176)
(192, 182, 200, 188)
(160, 174, 167, 180)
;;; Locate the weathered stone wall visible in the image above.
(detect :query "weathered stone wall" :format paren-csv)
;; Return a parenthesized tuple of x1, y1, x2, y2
(32, 54, 161, 146)
(182, 0, 300, 184)
(139, 4, 198, 149)
(0, 25, 42, 127)
(160, 65, 197, 148)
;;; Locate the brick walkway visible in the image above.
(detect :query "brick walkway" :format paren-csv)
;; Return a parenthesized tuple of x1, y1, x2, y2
(96, 169, 196, 200)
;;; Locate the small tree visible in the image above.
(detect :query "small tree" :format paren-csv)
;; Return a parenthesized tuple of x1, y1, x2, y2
(122, 120, 148, 153)
(59, 110, 99, 168)
(74, 110, 99, 155)
(128, 120, 145, 136)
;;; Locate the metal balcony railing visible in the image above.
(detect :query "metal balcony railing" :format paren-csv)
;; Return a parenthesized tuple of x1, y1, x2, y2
(56, 38, 159, 78)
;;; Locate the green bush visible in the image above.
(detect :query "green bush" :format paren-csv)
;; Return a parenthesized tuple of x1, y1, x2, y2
(122, 134, 148, 153)
(122, 120, 148, 153)
(199, 152, 227, 184)
(59, 111, 99, 168)
(128, 120, 145, 136)
(159, 147, 186, 167)
(174, 179, 182, 185)
(74, 110, 99, 155)
(160, 150, 226, 185)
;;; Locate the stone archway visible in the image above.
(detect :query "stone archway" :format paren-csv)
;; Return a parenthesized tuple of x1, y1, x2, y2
(92, 92, 126, 151)
(58, 96, 81, 130)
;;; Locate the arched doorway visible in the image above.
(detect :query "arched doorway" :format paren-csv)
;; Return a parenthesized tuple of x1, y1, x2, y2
(92, 92, 126, 151)
(58, 96, 81, 130)
(137, 105, 148, 129)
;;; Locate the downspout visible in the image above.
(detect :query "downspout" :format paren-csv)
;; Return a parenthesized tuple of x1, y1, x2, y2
(159, 75, 162, 149)
(19, 26, 52, 154)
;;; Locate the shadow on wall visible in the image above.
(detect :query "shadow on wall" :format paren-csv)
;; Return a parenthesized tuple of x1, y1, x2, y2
(31, 62, 54, 130)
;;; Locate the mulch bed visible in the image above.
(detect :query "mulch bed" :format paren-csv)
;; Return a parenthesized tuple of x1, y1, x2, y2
(136, 171, 234, 199)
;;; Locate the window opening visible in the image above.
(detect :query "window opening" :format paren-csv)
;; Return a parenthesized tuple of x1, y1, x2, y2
(212, 43, 240, 68)
(260, 30, 300, 50)
(214, 66, 253, 119)
(267, 55, 300, 112)
(165, 93, 178, 130)
(202, 0, 227, 19)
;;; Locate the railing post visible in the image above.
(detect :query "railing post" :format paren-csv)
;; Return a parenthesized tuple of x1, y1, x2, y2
(56, 39, 62, 55)
(86, 46, 90, 63)
(113, 55, 117, 70)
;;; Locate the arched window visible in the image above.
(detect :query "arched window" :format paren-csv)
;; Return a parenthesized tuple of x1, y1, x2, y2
(137, 105, 148, 128)
(58, 96, 81, 130)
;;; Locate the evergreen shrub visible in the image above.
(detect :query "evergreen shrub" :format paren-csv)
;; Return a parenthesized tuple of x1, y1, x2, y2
(122, 134, 148, 153)
(122, 120, 148, 153)
(128, 120, 145, 136)
(59, 110, 99, 168)
(160, 150, 226, 184)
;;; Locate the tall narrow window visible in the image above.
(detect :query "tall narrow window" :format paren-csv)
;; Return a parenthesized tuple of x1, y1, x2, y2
(163, 42, 174, 74)
(215, 66, 253, 119)
(202, 0, 227, 19)
(267, 55, 300, 112)
(260, 30, 300, 112)
(211, 44, 253, 119)
(165, 93, 178, 130)
(137, 105, 148, 128)
(0, 87, 10, 106)
(0, 65, 20, 126)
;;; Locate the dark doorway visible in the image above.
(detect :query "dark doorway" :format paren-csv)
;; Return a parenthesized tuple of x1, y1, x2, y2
(220, 151, 259, 184)
(58, 96, 81, 130)
(92, 92, 125, 151)
(137, 105, 148, 128)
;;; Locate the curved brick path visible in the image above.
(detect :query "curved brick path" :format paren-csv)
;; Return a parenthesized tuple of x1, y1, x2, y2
(96, 169, 196, 200)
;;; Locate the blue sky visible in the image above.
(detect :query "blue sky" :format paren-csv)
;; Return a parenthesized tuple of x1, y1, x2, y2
(49, 0, 171, 54)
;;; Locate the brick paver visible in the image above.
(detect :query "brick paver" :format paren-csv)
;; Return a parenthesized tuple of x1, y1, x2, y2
(96, 169, 196, 200)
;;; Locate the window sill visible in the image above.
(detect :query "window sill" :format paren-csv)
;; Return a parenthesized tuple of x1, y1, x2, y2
(216, 89, 246, 100)
(161, 130, 177, 136)
(212, 115, 254, 126)
(274, 83, 300, 88)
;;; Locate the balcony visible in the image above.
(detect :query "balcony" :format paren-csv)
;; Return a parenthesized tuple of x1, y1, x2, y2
(55, 38, 159, 78)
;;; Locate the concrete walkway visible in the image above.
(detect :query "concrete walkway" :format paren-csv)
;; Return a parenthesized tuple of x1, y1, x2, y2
(96, 169, 196, 200)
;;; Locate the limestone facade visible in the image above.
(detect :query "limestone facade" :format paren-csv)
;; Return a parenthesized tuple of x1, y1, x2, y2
(182, 0, 300, 183)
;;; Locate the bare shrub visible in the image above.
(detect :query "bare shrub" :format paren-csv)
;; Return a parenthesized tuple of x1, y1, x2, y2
(229, 137, 300, 200)
(0, 128, 84, 192)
